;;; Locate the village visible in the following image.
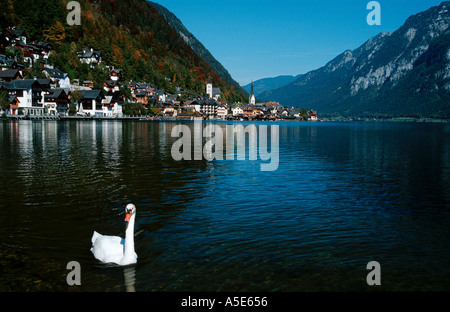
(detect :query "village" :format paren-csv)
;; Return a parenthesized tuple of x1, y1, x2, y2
(0, 26, 318, 122)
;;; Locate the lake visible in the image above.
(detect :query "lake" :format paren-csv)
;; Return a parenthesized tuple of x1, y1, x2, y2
(0, 120, 449, 291)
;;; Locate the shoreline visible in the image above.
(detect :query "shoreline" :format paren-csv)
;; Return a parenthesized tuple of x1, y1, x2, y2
(1, 115, 448, 124)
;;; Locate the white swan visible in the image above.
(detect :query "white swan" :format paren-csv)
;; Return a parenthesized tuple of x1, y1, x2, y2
(91, 204, 138, 266)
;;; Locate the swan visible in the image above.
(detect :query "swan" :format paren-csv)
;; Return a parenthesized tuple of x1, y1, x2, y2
(91, 204, 138, 266)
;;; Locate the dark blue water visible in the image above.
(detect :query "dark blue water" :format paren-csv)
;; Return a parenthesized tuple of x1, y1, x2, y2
(0, 120, 449, 291)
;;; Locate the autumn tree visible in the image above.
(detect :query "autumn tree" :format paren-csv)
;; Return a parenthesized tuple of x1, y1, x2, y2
(43, 21, 66, 46)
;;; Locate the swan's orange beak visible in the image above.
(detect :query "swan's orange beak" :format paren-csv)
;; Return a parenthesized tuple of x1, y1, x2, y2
(125, 211, 132, 222)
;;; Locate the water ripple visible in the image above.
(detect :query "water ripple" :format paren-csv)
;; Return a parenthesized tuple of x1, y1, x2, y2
(1, 121, 450, 291)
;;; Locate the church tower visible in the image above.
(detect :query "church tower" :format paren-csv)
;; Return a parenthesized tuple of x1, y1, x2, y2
(206, 79, 213, 98)
(249, 80, 256, 105)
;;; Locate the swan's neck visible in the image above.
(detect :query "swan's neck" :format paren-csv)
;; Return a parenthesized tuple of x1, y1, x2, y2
(124, 214, 136, 259)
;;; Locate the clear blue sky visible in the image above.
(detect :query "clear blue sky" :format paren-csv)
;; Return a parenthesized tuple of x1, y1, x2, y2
(154, 0, 444, 86)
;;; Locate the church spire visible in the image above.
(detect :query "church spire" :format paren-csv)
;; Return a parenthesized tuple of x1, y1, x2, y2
(249, 80, 256, 105)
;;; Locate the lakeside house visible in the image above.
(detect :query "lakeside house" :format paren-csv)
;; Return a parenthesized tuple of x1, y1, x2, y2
(0, 79, 44, 116)
(216, 104, 228, 119)
(231, 105, 244, 117)
(76, 89, 104, 117)
(162, 102, 176, 116)
(180, 100, 196, 114)
(309, 110, 318, 121)
(243, 105, 255, 116)
(8, 95, 20, 114)
(191, 98, 222, 116)
(102, 91, 124, 117)
(127, 82, 155, 107)
(133, 89, 149, 106)
(44, 88, 70, 116)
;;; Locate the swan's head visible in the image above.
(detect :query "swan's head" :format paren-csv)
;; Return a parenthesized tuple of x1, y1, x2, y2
(124, 204, 136, 222)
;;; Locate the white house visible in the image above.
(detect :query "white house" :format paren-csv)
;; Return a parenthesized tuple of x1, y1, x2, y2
(0, 79, 44, 115)
(192, 98, 219, 116)
(155, 89, 166, 103)
(232, 106, 244, 116)
(269, 106, 280, 115)
(102, 94, 123, 118)
(44, 88, 69, 116)
(110, 68, 121, 81)
(77, 48, 102, 67)
(112, 102, 123, 117)
(281, 109, 290, 116)
(104, 80, 120, 92)
(102, 100, 123, 117)
(216, 104, 228, 119)
(162, 105, 175, 116)
(77, 89, 104, 117)
(308, 110, 318, 121)
(43, 67, 71, 89)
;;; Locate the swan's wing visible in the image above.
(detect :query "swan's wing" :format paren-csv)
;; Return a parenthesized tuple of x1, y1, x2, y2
(91, 234, 125, 265)
(91, 231, 102, 244)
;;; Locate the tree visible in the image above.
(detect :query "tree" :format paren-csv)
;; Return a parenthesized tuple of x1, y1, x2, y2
(43, 21, 66, 46)
(120, 86, 131, 101)
(25, 63, 46, 79)
(300, 108, 308, 121)
(5, 46, 24, 64)
(69, 90, 83, 115)
(68, 102, 77, 116)
(0, 88, 10, 112)
(71, 90, 83, 103)
(150, 107, 161, 116)
(70, 42, 78, 53)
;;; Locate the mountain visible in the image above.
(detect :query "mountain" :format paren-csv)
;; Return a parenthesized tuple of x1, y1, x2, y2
(242, 75, 302, 98)
(0, 0, 247, 102)
(148, 1, 248, 100)
(259, 1, 450, 117)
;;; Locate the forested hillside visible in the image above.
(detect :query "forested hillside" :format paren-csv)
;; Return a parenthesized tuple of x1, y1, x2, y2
(148, 1, 247, 98)
(0, 0, 247, 102)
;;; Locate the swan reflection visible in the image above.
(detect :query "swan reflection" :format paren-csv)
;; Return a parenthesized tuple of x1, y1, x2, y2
(123, 266, 136, 292)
